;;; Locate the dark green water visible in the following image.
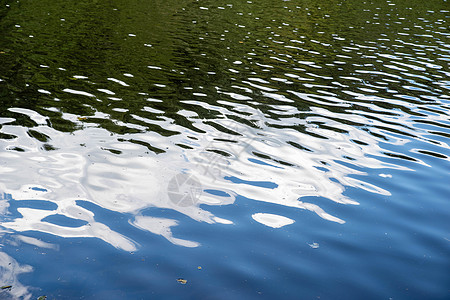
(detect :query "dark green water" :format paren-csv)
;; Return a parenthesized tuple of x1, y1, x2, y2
(0, 0, 449, 299)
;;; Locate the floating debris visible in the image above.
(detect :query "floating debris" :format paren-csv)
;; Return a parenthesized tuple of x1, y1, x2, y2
(37, 296, 47, 300)
(1, 285, 12, 290)
(308, 242, 319, 249)
(176, 278, 187, 285)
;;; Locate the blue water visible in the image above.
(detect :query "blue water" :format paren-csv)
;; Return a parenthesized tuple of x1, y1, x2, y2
(0, 0, 449, 299)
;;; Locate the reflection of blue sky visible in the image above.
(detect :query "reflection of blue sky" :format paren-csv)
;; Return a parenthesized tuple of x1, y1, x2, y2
(0, 231, 37, 300)
(0, 106, 412, 251)
(0, 228, 60, 299)
(0, 252, 32, 300)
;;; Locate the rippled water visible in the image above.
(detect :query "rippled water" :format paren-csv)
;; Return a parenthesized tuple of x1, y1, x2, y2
(1, 0, 449, 299)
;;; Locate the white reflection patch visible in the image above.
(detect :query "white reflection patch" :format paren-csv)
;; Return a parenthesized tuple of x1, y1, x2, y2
(0, 251, 33, 300)
(252, 213, 294, 228)
(132, 216, 199, 248)
(0, 104, 407, 250)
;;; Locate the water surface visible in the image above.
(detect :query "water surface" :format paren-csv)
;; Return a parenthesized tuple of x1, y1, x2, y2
(0, 0, 449, 299)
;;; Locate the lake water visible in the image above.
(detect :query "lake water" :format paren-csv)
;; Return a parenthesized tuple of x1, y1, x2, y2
(0, 0, 449, 299)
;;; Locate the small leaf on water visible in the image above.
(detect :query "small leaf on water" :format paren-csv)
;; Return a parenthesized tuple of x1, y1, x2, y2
(176, 278, 187, 284)
(37, 296, 47, 300)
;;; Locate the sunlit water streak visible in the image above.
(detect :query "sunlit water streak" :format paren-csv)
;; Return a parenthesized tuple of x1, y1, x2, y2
(0, 0, 449, 298)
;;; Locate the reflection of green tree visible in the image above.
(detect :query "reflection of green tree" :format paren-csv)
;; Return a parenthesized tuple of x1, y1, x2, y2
(0, 0, 191, 134)
(0, 0, 447, 139)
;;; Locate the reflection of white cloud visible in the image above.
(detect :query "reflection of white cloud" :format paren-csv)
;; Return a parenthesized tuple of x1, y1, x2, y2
(252, 213, 294, 228)
(15, 235, 58, 250)
(2, 207, 136, 252)
(0, 124, 233, 250)
(0, 105, 407, 249)
(132, 216, 199, 248)
(0, 251, 33, 300)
